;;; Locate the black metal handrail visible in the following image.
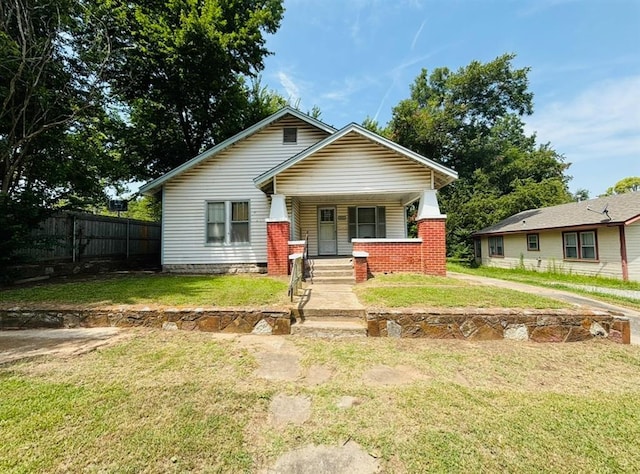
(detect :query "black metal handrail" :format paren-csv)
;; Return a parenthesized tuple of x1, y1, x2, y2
(304, 231, 313, 284)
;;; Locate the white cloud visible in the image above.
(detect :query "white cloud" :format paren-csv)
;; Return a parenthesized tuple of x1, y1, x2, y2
(411, 19, 426, 50)
(277, 71, 302, 103)
(526, 76, 640, 164)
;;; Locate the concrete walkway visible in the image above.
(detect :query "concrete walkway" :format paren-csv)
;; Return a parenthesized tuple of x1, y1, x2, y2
(296, 283, 364, 313)
(450, 272, 640, 345)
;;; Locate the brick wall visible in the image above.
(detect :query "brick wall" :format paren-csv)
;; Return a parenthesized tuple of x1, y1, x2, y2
(352, 240, 423, 273)
(418, 218, 447, 276)
(267, 221, 290, 276)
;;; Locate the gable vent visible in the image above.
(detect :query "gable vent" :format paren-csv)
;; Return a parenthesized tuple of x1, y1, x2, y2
(283, 127, 297, 144)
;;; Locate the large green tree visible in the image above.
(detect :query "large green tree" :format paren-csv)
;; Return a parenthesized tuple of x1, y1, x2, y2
(387, 54, 571, 258)
(90, 0, 285, 179)
(603, 176, 640, 196)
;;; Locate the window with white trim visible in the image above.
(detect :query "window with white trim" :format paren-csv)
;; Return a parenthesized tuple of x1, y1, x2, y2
(527, 233, 540, 251)
(488, 236, 504, 257)
(206, 201, 250, 244)
(348, 207, 386, 240)
(563, 230, 597, 260)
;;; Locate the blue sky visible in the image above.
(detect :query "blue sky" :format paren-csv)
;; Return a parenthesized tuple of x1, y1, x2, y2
(261, 0, 640, 197)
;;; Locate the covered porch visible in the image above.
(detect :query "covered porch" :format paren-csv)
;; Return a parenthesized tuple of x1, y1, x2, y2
(267, 190, 447, 281)
(254, 122, 457, 281)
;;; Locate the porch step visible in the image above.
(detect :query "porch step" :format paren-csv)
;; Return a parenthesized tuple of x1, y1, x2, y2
(290, 318, 367, 338)
(309, 257, 354, 284)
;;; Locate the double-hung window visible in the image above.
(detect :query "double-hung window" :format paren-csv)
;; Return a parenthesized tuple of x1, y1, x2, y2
(563, 230, 597, 260)
(488, 236, 504, 257)
(527, 233, 540, 251)
(348, 207, 386, 240)
(206, 201, 250, 244)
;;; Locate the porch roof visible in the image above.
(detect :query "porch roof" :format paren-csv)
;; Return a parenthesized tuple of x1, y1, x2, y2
(253, 123, 458, 191)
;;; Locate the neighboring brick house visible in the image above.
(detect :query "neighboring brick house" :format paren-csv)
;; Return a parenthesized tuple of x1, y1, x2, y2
(140, 106, 458, 281)
(473, 192, 640, 281)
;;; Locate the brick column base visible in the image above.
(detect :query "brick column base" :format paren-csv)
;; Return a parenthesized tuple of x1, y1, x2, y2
(417, 218, 447, 276)
(354, 255, 369, 283)
(267, 221, 290, 276)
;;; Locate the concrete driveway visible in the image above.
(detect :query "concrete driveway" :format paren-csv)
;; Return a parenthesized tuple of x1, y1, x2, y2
(450, 272, 640, 345)
(0, 327, 125, 365)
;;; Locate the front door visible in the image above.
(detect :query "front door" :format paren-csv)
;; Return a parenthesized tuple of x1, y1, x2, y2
(318, 207, 337, 255)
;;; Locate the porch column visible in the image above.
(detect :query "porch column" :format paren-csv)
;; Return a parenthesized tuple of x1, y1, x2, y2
(266, 194, 290, 276)
(416, 190, 447, 277)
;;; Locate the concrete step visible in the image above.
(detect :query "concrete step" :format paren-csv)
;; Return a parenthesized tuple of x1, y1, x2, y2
(311, 276, 356, 284)
(312, 269, 354, 277)
(290, 319, 367, 338)
(292, 308, 366, 319)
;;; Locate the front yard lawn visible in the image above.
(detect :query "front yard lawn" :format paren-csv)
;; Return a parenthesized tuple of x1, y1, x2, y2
(355, 273, 570, 309)
(2, 330, 640, 472)
(0, 274, 289, 307)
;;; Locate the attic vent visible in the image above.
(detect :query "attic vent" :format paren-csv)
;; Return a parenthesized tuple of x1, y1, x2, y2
(283, 127, 297, 144)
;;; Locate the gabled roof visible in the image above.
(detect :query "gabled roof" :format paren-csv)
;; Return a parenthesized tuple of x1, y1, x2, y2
(139, 106, 336, 195)
(474, 192, 640, 236)
(253, 122, 458, 188)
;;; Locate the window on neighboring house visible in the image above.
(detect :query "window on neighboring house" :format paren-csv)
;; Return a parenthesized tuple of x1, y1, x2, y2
(563, 230, 597, 260)
(527, 233, 540, 251)
(488, 236, 504, 257)
(348, 207, 386, 240)
(283, 127, 297, 144)
(474, 238, 482, 258)
(206, 201, 250, 244)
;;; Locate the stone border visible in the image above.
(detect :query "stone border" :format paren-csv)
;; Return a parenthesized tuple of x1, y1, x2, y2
(0, 308, 290, 335)
(366, 309, 631, 344)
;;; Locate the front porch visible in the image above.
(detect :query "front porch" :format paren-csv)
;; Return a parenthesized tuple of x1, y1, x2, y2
(267, 190, 448, 281)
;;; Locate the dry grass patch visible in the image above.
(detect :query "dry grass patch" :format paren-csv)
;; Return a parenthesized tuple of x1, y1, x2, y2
(2, 330, 640, 472)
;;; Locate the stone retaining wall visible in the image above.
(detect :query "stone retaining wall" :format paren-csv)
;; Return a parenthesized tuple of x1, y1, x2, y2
(367, 309, 631, 344)
(0, 308, 290, 335)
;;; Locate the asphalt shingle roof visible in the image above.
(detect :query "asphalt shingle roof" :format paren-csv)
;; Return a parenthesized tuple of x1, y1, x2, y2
(474, 192, 640, 235)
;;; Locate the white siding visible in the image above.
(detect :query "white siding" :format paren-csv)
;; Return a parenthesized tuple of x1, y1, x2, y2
(626, 222, 640, 281)
(162, 117, 329, 265)
(299, 200, 406, 256)
(480, 227, 626, 279)
(276, 132, 433, 196)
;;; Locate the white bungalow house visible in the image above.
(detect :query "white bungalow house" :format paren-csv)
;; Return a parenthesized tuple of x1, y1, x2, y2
(473, 192, 640, 281)
(139, 106, 458, 280)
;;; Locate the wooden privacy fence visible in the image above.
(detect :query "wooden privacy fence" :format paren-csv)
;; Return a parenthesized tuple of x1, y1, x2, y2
(20, 212, 161, 262)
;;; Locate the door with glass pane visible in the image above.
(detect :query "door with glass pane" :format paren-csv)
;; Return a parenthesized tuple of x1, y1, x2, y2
(318, 207, 337, 255)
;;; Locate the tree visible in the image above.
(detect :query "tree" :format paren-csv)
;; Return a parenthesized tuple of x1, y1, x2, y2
(603, 176, 640, 196)
(387, 54, 571, 257)
(89, 0, 285, 179)
(573, 188, 590, 201)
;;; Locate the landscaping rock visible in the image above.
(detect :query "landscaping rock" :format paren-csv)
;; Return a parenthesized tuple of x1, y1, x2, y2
(252, 319, 273, 335)
(336, 396, 361, 409)
(504, 324, 528, 341)
(162, 322, 178, 331)
(386, 320, 401, 338)
(255, 351, 301, 381)
(267, 441, 379, 474)
(269, 394, 311, 427)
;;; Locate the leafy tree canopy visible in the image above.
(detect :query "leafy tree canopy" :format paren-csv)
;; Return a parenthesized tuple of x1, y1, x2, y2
(603, 176, 640, 196)
(386, 54, 571, 257)
(89, 0, 285, 179)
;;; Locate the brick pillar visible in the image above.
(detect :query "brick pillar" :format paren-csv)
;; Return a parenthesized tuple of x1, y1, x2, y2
(267, 220, 290, 276)
(353, 255, 369, 283)
(418, 218, 447, 276)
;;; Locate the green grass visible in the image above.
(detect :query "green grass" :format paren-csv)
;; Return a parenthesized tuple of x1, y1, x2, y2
(355, 273, 569, 309)
(0, 274, 289, 307)
(448, 262, 640, 310)
(2, 331, 640, 472)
